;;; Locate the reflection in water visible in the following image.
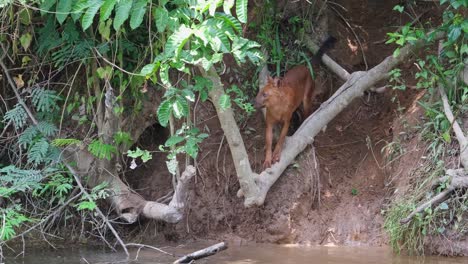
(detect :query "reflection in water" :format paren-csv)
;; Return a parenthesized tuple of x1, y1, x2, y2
(4, 244, 468, 264)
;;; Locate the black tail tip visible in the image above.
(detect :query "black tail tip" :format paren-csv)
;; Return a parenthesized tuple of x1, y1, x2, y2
(324, 35, 337, 46)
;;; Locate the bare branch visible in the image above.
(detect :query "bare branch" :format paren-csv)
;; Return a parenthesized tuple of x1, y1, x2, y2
(438, 86, 468, 168)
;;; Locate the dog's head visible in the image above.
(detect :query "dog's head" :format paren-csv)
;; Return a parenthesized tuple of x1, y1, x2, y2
(254, 76, 282, 109)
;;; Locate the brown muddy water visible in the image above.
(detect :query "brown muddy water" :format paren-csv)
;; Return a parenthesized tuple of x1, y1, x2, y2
(4, 244, 468, 264)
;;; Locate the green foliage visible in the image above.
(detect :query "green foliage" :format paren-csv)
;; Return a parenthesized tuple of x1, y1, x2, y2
(113, 131, 133, 147)
(0, 165, 43, 193)
(87, 139, 117, 160)
(76, 182, 110, 211)
(31, 88, 62, 112)
(127, 147, 152, 163)
(0, 206, 32, 241)
(160, 124, 209, 173)
(383, 0, 468, 254)
(4, 104, 28, 129)
(28, 138, 50, 165)
(51, 138, 82, 147)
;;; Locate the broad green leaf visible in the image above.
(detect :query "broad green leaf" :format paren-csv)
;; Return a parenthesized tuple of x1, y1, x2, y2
(219, 94, 231, 109)
(157, 99, 172, 127)
(130, 0, 148, 30)
(19, 8, 31, 25)
(40, 0, 56, 16)
(82, 0, 104, 31)
(98, 19, 112, 40)
(113, 0, 133, 31)
(100, 0, 117, 21)
(140, 63, 156, 76)
(448, 26, 461, 42)
(462, 20, 468, 33)
(56, 0, 73, 24)
(215, 13, 242, 33)
(442, 131, 451, 143)
(19, 33, 32, 51)
(172, 99, 184, 118)
(223, 0, 235, 14)
(185, 138, 199, 158)
(166, 157, 178, 175)
(236, 0, 248, 23)
(165, 136, 185, 147)
(209, 0, 222, 16)
(154, 7, 168, 32)
(165, 24, 193, 58)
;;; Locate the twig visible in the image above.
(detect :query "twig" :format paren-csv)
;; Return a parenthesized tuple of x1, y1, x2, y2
(125, 243, 175, 257)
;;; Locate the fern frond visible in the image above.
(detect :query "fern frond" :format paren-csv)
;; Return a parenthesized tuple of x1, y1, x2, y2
(0, 165, 43, 191)
(51, 138, 82, 147)
(4, 104, 28, 129)
(36, 121, 58, 137)
(18, 126, 39, 149)
(88, 140, 117, 160)
(31, 88, 62, 113)
(28, 138, 50, 166)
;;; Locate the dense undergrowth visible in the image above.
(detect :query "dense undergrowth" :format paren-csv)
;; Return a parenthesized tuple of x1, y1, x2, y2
(383, 0, 467, 255)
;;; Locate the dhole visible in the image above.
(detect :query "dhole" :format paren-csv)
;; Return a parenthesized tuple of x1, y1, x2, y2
(254, 36, 336, 169)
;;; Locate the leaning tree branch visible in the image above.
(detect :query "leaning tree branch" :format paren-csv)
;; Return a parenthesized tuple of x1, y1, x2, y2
(438, 85, 468, 168)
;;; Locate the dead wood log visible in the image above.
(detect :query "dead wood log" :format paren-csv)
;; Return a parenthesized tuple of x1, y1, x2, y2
(173, 242, 227, 264)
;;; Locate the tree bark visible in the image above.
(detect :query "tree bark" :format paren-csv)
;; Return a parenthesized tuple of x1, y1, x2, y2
(199, 66, 260, 206)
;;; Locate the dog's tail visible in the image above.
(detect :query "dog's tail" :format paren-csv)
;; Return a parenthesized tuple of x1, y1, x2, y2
(311, 36, 337, 65)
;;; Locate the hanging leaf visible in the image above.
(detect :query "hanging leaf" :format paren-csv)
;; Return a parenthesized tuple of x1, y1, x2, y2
(165, 136, 185, 147)
(157, 99, 172, 127)
(236, 0, 248, 23)
(113, 0, 133, 31)
(56, 0, 73, 24)
(100, 0, 117, 21)
(130, 0, 148, 29)
(172, 99, 184, 118)
(154, 7, 169, 33)
(81, 0, 104, 31)
(223, 0, 235, 14)
(165, 24, 193, 58)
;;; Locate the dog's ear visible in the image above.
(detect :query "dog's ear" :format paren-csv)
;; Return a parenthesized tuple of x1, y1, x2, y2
(267, 75, 274, 83)
(272, 77, 281, 87)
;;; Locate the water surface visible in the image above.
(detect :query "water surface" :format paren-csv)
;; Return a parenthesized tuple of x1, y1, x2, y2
(4, 243, 467, 264)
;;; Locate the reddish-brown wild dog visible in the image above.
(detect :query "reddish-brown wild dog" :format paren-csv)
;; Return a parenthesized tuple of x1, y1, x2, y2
(254, 36, 336, 169)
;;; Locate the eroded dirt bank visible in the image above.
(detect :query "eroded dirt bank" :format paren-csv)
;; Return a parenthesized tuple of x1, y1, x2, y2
(123, 0, 450, 251)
